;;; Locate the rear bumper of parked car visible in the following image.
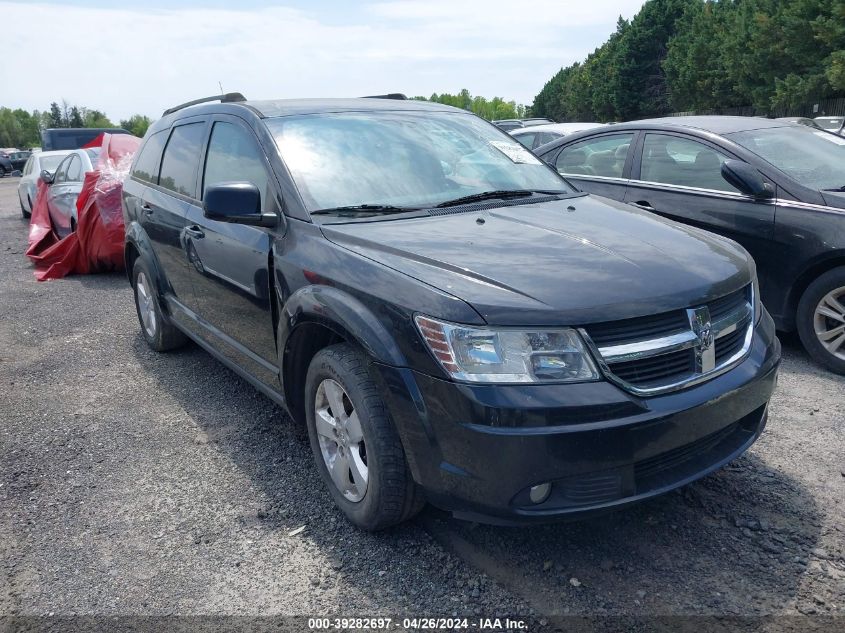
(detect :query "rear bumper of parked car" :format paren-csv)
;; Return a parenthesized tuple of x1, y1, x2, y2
(375, 310, 781, 525)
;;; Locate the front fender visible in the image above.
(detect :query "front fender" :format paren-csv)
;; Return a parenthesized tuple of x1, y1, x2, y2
(279, 284, 407, 367)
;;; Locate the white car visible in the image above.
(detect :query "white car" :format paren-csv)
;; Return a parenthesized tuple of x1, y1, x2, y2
(17, 150, 72, 218)
(813, 116, 844, 136)
(509, 122, 606, 150)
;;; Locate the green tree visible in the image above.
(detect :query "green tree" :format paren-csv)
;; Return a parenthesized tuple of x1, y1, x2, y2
(48, 102, 63, 128)
(415, 90, 526, 120)
(119, 114, 153, 137)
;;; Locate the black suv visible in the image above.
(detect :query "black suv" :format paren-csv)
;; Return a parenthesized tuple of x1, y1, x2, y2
(123, 95, 781, 529)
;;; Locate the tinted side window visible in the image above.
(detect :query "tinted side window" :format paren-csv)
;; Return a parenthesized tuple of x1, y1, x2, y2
(536, 132, 557, 146)
(203, 122, 272, 211)
(514, 133, 536, 148)
(54, 156, 71, 183)
(159, 123, 206, 197)
(641, 134, 738, 193)
(132, 130, 168, 184)
(556, 133, 634, 178)
(66, 155, 82, 182)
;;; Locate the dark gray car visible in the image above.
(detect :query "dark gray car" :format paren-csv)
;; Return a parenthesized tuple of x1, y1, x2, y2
(535, 116, 845, 373)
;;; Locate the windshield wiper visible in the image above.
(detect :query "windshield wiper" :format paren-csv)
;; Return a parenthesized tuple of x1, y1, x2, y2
(822, 186, 845, 192)
(434, 189, 568, 208)
(311, 204, 420, 216)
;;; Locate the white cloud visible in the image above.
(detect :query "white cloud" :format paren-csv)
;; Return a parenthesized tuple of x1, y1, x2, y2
(0, 1, 645, 122)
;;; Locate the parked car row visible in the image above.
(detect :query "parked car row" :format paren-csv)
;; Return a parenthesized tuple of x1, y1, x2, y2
(509, 122, 606, 149)
(492, 117, 555, 131)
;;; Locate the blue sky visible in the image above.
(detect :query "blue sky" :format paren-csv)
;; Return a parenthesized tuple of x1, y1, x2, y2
(1, 1, 646, 121)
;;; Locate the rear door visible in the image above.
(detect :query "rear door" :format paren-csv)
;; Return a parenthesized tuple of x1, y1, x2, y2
(624, 132, 776, 281)
(548, 132, 637, 201)
(137, 120, 208, 312)
(181, 116, 280, 387)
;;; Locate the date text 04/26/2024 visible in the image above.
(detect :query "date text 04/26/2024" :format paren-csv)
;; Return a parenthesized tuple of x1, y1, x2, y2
(307, 617, 529, 630)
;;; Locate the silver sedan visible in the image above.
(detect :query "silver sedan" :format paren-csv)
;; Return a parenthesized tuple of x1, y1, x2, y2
(39, 148, 100, 237)
(17, 150, 72, 219)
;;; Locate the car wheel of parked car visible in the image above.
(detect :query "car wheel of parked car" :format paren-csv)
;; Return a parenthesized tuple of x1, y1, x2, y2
(797, 267, 845, 374)
(304, 343, 424, 530)
(0, 166, 6, 177)
(20, 197, 31, 219)
(132, 258, 187, 352)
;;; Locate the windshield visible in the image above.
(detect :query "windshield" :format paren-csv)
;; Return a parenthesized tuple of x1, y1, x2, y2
(266, 111, 569, 212)
(727, 125, 845, 191)
(38, 154, 66, 172)
(815, 117, 843, 131)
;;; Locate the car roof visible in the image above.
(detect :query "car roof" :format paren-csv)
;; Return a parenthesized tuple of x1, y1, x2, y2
(616, 116, 792, 134)
(513, 122, 605, 134)
(36, 150, 73, 158)
(243, 98, 462, 118)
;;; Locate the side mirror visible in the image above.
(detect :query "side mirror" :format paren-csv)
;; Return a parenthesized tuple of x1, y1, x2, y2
(203, 182, 278, 228)
(40, 170, 54, 185)
(721, 160, 774, 199)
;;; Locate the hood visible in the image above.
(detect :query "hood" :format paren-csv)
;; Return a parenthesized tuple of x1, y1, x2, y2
(320, 195, 753, 326)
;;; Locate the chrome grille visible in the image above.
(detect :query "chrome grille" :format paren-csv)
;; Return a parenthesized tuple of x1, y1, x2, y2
(581, 285, 754, 395)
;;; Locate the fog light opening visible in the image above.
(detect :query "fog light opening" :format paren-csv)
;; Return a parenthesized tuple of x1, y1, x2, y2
(529, 482, 552, 504)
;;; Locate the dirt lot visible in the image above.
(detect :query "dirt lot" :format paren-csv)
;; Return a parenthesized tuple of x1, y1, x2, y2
(0, 176, 843, 630)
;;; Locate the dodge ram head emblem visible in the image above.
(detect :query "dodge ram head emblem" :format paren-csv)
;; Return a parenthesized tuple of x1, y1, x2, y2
(687, 306, 716, 373)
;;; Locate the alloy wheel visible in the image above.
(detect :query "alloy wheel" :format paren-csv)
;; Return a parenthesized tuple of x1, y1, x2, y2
(314, 378, 368, 502)
(136, 271, 157, 338)
(813, 285, 845, 361)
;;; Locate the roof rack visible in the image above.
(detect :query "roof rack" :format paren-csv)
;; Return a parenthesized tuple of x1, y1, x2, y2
(162, 92, 247, 116)
(361, 93, 408, 100)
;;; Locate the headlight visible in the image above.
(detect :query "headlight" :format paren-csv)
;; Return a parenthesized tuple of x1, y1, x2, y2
(415, 315, 599, 383)
(752, 275, 762, 324)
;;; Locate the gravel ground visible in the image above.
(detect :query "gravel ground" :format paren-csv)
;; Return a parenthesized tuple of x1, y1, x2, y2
(0, 176, 843, 631)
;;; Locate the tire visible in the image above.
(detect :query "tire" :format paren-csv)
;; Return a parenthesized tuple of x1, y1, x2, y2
(20, 196, 30, 219)
(131, 257, 187, 352)
(796, 266, 845, 374)
(70, 218, 77, 233)
(0, 166, 6, 177)
(304, 343, 424, 530)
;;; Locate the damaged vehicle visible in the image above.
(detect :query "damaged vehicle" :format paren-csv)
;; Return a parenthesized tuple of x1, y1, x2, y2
(123, 95, 781, 530)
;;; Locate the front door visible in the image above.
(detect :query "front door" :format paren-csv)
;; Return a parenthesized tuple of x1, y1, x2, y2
(625, 132, 776, 298)
(181, 117, 280, 387)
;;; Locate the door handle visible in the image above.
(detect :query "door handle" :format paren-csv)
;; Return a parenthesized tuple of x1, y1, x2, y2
(141, 203, 153, 215)
(185, 225, 205, 239)
(630, 200, 656, 212)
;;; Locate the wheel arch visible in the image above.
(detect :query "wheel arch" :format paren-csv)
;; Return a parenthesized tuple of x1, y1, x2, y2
(785, 253, 845, 330)
(124, 221, 170, 297)
(278, 285, 408, 424)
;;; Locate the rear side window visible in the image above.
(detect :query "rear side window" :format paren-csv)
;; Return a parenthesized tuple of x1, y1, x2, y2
(514, 132, 536, 148)
(132, 130, 168, 184)
(23, 157, 32, 175)
(158, 123, 206, 197)
(556, 133, 634, 178)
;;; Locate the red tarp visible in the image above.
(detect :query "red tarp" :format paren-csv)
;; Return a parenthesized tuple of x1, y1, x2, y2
(25, 132, 141, 281)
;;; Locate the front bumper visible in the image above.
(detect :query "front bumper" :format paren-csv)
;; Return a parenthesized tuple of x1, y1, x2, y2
(375, 310, 781, 524)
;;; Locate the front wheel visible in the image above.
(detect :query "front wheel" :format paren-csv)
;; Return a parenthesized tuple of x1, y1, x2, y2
(304, 344, 424, 530)
(132, 258, 187, 352)
(797, 267, 845, 374)
(20, 196, 31, 219)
